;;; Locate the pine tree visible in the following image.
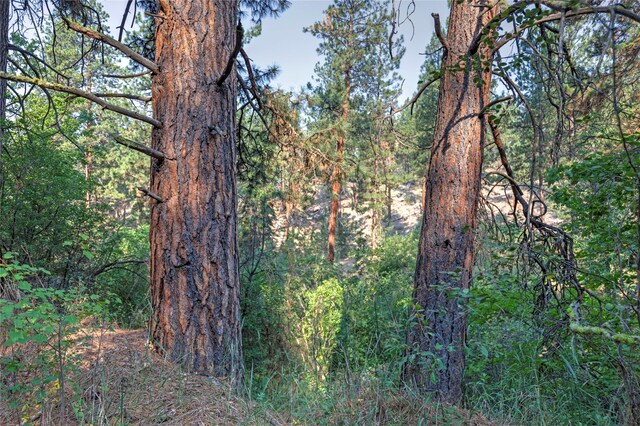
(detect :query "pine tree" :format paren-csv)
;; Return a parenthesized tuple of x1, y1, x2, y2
(307, 0, 401, 261)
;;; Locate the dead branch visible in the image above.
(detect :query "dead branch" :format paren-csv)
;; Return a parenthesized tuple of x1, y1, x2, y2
(0, 72, 161, 127)
(93, 93, 151, 102)
(63, 18, 159, 73)
(391, 74, 440, 115)
(487, 115, 584, 307)
(479, 95, 512, 116)
(469, 4, 640, 56)
(492, 6, 640, 53)
(217, 22, 243, 86)
(432, 13, 449, 51)
(239, 48, 264, 110)
(138, 187, 163, 203)
(102, 70, 152, 79)
(111, 133, 167, 160)
(8, 44, 70, 80)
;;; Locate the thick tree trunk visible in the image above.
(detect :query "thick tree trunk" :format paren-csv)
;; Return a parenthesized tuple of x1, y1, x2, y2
(149, 0, 243, 385)
(403, 0, 496, 403)
(328, 68, 350, 263)
(0, 0, 9, 191)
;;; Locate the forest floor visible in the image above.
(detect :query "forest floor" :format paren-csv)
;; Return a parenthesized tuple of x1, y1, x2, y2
(2, 324, 497, 425)
(1, 326, 283, 425)
(2, 181, 532, 425)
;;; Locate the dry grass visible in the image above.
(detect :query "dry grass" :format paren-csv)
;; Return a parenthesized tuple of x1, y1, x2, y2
(277, 380, 497, 426)
(1, 325, 283, 425)
(2, 325, 497, 425)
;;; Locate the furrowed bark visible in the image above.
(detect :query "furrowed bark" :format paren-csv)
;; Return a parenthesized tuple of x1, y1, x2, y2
(149, 0, 243, 386)
(0, 0, 8, 190)
(403, 0, 497, 403)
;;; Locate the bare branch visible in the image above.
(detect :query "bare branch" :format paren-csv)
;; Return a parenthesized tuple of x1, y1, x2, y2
(217, 22, 243, 86)
(432, 13, 449, 51)
(8, 44, 70, 80)
(90, 259, 148, 279)
(102, 70, 152, 79)
(93, 93, 151, 102)
(391, 74, 440, 115)
(492, 6, 640, 53)
(0, 72, 161, 127)
(67, 92, 151, 102)
(63, 18, 160, 73)
(239, 48, 264, 109)
(479, 95, 512, 116)
(138, 187, 163, 203)
(111, 133, 167, 160)
(117, 0, 135, 42)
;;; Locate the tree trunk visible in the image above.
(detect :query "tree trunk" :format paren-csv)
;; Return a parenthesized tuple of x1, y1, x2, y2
(283, 196, 293, 243)
(403, 0, 496, 403)
(421, 175, 427, 213)
(0, 0, 9, 191)
(84, 69, 93, 207)
(371, 153, 379, 249)
(328, 68, 350, 263)
(149, 0, 243, 386)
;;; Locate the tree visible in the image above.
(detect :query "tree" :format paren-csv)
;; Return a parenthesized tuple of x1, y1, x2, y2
(403, 0, 640, 405)
(307, 0, 398, 262)
(0, 0, 293, 385)
(402, 0, 498, 403)
(145, 0, 243, 383)
(0, 0, 8, 191)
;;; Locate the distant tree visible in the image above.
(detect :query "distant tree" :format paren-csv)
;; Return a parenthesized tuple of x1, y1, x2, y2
(307, 0, 400, 261)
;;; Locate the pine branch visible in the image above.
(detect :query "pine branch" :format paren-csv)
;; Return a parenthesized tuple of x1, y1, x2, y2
(110, 133, 167, 160)
(63, 18, 160, 73)
(138, 187, 163, 203)
(0, 72, 161, 127)
(432, 13, 449, 51)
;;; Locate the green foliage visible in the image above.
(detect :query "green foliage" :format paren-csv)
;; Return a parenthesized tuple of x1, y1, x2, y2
(0, 257, 118, 416)
(302, 278, 344, 383)
(241, 233, 417, 417)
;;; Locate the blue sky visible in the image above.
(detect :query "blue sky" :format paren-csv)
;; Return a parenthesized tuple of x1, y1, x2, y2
(104, 0, 449, 102)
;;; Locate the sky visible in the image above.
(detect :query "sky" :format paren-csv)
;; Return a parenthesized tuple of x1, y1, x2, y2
(103, 0, 450, 102)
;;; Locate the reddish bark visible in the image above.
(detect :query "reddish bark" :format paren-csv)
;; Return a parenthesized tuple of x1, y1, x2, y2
(149, 0, 243, 385)
(328, 68, 351, 263)
(0, 0, 8, 190)
(403, 0, 497, 403)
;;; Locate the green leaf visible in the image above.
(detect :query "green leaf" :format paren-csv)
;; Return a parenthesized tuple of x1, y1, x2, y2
(480, 345, 489, 357)
(17, 281, 32, 291)
(32, 334, 49, 344)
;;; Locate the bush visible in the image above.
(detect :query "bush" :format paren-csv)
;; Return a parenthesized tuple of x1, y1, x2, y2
(0, 254, 118, 422)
